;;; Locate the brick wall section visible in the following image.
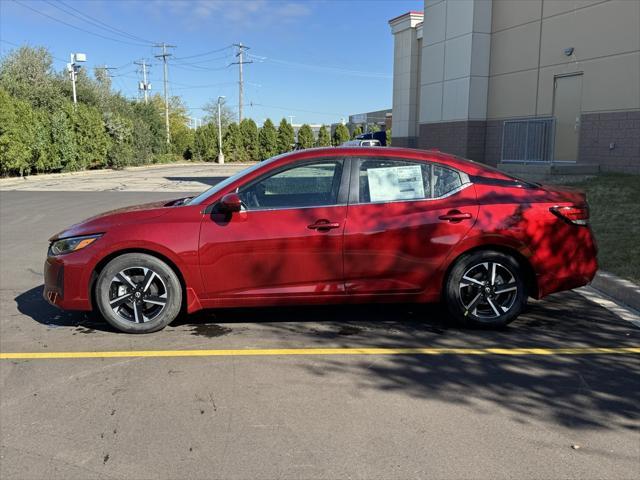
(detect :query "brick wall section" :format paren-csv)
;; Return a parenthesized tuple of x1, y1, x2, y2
(391, 136, 419, 148)
(410, 112, 639, 170)
(483, 120, 503, 166)
(418, 121, 487, 163)
(579, 111, 640, 172)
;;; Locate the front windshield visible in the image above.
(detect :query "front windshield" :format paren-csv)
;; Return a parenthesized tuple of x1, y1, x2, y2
(186, 156, 281, 206)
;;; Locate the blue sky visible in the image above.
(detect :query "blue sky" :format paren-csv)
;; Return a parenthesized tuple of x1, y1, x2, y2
(0, 0, 422, 125)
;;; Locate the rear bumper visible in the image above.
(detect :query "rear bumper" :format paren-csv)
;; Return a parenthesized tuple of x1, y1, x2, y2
(43, 256, 92, 310)
(534, 226, 598, 298)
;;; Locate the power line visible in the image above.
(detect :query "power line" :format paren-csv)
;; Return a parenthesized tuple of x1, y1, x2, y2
(171, 53, 233, 67)
(169, 62, 230, 72)
(56, 0, 157, 45)
(171, 81, 236, 91)
(0, 38, 68, 62)
(12, 0, 152, 47)
(172, 45, 233, 61)
(249, 53, 392, 79)
(247, 102, 348, 118)
(44, 0, 156, 45)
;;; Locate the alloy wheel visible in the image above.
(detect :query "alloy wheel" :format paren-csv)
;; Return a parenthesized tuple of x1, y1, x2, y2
(458, 262, 518, 319)
(108, 267, 168, 323)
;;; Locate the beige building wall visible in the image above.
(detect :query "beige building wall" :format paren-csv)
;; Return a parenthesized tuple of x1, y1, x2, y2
(389, 12, 424, 145)
(487, 0, 640, 119)
(420, 0, 492, 123)
(389, 0, 640, 169)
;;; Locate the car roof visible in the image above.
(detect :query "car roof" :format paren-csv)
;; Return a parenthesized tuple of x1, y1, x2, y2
(277, 146, 513, 179)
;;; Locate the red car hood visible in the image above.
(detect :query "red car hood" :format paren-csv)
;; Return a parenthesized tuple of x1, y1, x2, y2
(50, 199, 178, 241)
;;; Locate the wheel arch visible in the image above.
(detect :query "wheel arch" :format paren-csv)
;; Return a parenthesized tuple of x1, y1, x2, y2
(89, 248, 188, 312)
(441, 244, 539, 300)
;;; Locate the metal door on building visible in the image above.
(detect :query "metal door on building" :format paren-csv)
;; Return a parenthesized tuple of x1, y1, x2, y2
(553, 73, 583, 162)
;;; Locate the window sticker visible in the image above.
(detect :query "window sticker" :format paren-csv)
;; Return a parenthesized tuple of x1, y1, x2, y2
(367, 165, 425, 202)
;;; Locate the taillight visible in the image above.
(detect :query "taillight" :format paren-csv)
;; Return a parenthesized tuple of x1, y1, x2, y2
(550, 205, 589, 226)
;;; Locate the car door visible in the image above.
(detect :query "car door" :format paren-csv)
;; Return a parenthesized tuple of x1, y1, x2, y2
(343, 157, 478, 295)
(198, 158, 348, 302)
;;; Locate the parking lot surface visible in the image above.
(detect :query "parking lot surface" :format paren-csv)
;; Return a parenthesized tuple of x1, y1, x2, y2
(1, 167, 639, 479)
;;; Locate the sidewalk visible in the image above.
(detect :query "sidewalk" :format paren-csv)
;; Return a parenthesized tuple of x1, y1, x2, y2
(0, 162, 254, 192)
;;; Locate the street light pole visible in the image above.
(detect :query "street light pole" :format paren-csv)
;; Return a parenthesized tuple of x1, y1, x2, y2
(68, 53, 86, 107)
(217, 96, 225, 164)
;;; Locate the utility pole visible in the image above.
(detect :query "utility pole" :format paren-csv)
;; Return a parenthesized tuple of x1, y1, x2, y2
(288, 115, 295, 124)
(96, 65, 116, 78)
(67, 53, 86, 107)
(134, 59, 151, 104)
(230, 43, 252, 123)
(154, 43, 175, 144)
(217, 96, 225, 164)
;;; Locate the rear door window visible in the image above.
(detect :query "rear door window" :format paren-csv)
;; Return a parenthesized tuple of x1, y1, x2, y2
(357, 159, 464, 203)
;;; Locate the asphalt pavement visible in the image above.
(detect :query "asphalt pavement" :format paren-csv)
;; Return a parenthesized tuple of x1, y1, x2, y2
(0, 169, 639, 480)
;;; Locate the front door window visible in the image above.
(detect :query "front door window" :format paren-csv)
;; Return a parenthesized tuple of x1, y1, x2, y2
(239, 161, 343, 209)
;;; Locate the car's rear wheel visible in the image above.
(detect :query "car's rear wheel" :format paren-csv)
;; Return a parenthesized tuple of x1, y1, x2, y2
(95, 253, 182, 333)
(444, 250, 527, 328)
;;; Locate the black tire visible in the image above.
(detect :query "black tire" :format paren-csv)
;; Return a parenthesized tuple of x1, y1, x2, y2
(95, 253, 182, 333)
(444, 250, 527, 328)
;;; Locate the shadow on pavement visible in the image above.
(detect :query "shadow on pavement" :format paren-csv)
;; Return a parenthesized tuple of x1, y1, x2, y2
(15, 285, 640, 431)
(163, 176, 228, 187)
(180, 292, 640, 432)
(14, 285, 116, 332)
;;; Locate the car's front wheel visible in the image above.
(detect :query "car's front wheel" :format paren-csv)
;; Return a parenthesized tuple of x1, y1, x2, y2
(95, 253, 182, 333)
(444, 250, 527, 328)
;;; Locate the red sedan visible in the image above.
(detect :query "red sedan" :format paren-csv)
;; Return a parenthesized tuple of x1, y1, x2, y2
(44, 147, 597, 333)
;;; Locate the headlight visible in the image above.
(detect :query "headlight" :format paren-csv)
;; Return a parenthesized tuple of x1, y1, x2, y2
(48, 234, 102, 256)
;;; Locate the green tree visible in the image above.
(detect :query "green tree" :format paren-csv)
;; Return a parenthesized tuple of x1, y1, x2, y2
(351, 125, 363, 139)
(240, 118, 259, 161)
(134, 99, 167, 157)
(316, 125, 331, 147)
(386, 128, 392, 146)
(0, 88, 36, 176)
(203, 97, 235, 130)
(297, 124, 315, 149)
(277, 118, 295, 154)
(0, 45, 64, 110)
(258, 118, 278, 160)
(0, 44, 224, 175)
(367, 123, 381, 133)
(49, 103, 79, 172)
(31, 109, 53, 173)
(223, 122, 245, 161)
(332, 124, 350, 146)
(168, 97, 193, 159)
(103, 111, 134, 168)
(74, 103, 109, 170)
(193, 123, 219, 161)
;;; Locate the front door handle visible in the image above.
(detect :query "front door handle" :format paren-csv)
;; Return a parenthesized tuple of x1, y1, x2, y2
(438, 210, 472, 222)
(308, 220, 340, 231)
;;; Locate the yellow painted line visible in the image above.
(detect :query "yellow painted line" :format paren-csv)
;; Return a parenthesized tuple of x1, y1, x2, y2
(1, 346, 639, 360)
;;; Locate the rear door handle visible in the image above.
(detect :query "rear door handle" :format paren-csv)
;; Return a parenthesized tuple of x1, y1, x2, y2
(438, 210, 472, 222)
(308, 220, 340, 231)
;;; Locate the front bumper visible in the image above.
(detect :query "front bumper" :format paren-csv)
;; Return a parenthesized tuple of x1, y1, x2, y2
(43, 255, 93, 310)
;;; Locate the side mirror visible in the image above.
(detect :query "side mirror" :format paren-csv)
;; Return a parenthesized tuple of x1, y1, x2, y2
(219, 192, 242, 213)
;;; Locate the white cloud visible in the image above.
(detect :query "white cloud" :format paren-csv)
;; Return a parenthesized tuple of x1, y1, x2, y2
(152, 0, 312, 27)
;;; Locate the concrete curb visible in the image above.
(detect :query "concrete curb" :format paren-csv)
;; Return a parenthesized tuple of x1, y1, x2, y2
(590, 271, 640, 312)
